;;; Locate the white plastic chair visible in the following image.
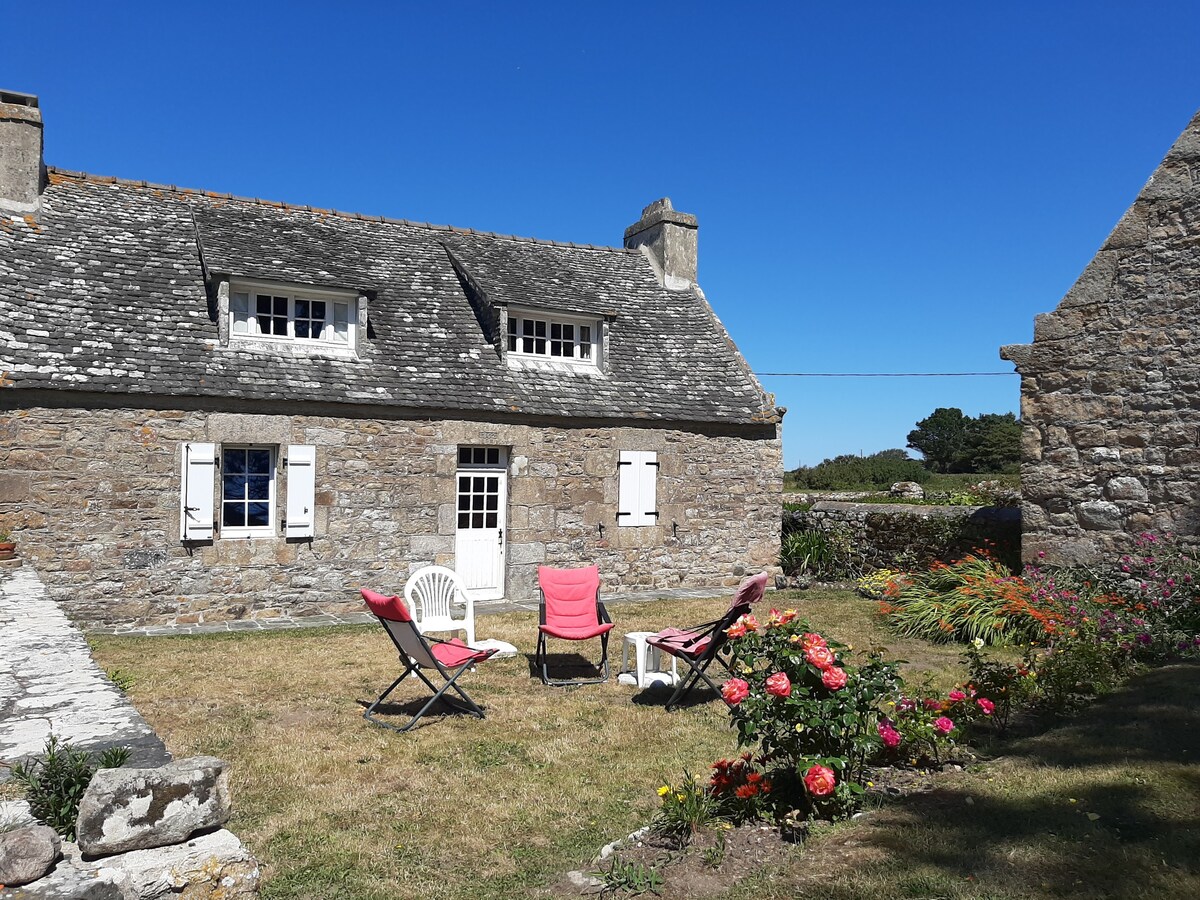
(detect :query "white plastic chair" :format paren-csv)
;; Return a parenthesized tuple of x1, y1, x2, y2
(403, 565, 475, 646)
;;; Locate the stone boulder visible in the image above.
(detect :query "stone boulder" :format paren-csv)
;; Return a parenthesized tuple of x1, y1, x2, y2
(76, 757, 230, 858)
(91, 829, 260, 899)
(0, 824, 62, 887)
(889, 481, 925, 500)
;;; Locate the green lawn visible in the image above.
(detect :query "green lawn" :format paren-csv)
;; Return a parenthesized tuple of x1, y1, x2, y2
(87, 590, 1198, 899)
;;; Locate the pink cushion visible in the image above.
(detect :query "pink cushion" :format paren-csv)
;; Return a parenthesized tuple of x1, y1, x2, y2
(361, 588, 412, 622)
(538, 566, 605, 632)
(430, 638, 491, 668)
(730, 572, 769, 610)
(539, 621, 615, 641)
(648, 627, 711, 658)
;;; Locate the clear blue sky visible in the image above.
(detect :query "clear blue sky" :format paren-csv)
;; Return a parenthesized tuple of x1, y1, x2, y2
(8, 2, 1200, 467)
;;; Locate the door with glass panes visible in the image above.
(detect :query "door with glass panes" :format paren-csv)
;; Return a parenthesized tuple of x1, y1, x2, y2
(453, 447, 507, 600)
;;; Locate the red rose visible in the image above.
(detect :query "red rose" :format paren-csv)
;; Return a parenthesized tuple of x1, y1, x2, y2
(934, 716, 955, 735)
(977, 698, 995, 715)
(948, 689, 967, 702)
(821, 666, 848, 690)
(765, 671, 792, 698)
(721, 677, 750, 705)
(803, 764, 836, 797)
(805, 644, 836, 671)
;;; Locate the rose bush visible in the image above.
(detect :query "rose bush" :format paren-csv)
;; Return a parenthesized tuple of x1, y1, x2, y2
(721, 609, 902, 815)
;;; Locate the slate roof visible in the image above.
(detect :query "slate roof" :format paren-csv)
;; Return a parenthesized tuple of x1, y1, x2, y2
(0, 170, 779, 426)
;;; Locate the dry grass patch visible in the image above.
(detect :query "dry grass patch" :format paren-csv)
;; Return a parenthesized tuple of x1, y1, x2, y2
(88, 590, 930, 899)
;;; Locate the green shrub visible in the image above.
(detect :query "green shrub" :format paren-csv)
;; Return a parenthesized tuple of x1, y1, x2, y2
(788, 450, 930, 491)
(652, 771, 721, 841)
(590, 857, 664, 896)
(10, 736, 131, 840)
(780, 528, 858, 579)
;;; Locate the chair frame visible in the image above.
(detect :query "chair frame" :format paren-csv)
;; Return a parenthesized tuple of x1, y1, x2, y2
(648, 573, 768, 711)
(534, 566, 613, 687)
(362, 591, 497, 732)
(648, 604, 751, 711)
(404, 564, 475, 646)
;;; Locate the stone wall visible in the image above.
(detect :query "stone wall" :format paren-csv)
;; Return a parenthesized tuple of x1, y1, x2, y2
(785, 501, 1021, 573)
(0, 398, 781, 625)
(1002, 110, 1200, 566)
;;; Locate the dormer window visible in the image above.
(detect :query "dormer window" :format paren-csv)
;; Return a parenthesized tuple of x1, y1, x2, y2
(506, 311, 599, 365)
(229, 282, 357, 351)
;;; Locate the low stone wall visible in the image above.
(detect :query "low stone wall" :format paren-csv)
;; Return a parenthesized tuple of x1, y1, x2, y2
(784, 501, 1022, 572)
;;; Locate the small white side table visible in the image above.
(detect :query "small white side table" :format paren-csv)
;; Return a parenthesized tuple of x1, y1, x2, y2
(619, 631, 679, 688)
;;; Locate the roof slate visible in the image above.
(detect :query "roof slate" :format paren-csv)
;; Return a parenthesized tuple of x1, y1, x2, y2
(0, 171, 777, 426)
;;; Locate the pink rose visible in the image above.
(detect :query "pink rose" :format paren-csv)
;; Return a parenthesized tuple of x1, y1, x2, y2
(877, 721, 902, 749)
(821, 666, 848, 690)
(923, 698, 943, 711)
(801, 632, 827, 651)
(948, 689, 966, 702)
(721, 678, 750, 705)
(803, 764, 836, 797)
(934, 716, 955, 735)
(977, 698, 995, 715)
(765, 671, 792, 698)
(805, 644, 836, 671)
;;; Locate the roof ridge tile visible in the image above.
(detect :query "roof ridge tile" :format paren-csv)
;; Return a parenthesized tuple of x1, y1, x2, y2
(44, 166, 640, 254)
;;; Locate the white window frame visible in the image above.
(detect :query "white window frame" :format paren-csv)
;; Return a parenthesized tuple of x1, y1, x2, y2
(220, 444, 278, 539)
(506, 309, 600, 366)
(229, 280, 357, 350)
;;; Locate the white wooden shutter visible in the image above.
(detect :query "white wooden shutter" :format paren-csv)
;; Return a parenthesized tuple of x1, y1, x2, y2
(617, 450, 659, 527)
(285, 444, 316, 538)
(637, 451, 658, 526)
(180, 442, 216, 541)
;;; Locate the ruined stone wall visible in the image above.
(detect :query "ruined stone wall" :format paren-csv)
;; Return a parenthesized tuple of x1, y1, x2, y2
(1002, 110, 1200, 565)
(0, 402, 781, 626)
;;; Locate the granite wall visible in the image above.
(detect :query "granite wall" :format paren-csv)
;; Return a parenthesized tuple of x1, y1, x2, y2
(0, 399, 781, 625)
(1002, 109, 1200, 566)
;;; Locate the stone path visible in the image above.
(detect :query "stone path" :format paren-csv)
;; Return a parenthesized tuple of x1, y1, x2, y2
(87, 584, 734, 637)
(0, 565, 170, 775)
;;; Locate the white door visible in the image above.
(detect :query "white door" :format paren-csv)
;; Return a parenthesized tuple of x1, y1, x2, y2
(454, 447, 507, 601)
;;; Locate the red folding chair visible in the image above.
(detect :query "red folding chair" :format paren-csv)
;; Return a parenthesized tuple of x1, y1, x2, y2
(534, 565, 614, 686)
(361, 588, 497, 732)
(647, 572, 769, 711)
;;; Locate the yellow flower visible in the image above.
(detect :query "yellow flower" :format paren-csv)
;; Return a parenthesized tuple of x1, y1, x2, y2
(676, 793, 686, 803)
(657, 785, 670, 797)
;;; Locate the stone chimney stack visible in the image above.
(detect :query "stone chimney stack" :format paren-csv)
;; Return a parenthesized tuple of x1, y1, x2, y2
(0, 90, 45, 215)
(624, 198, 698, 291)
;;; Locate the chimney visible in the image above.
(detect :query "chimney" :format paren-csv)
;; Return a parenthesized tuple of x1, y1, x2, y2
(0, 90, 44, 215)
(624, 198, 698, 290)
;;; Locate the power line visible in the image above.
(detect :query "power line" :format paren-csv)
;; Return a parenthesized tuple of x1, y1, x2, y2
(758, 371, 1017, 377)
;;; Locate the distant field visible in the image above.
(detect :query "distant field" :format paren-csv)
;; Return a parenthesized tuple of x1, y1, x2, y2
(784, 471, 1020, 494)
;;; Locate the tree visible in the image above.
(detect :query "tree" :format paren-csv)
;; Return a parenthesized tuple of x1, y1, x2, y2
(962, 412, 1020, 473)
(907, 408, 969, 473)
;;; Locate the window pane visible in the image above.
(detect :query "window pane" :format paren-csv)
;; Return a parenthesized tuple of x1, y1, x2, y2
(508, 333, 517, 351)
(273, 296, 287, 316)
(486, 476, 498, 492)
(473, 448, 486, 464)
(562, 323, 574, 341)
(247, 502, 270, 527)
(485, 512, 497, 529)
(311, 301, 326, 320)
(485, 494, 497, 510)
(247, 476, 270, 500)
(472, 495, 484, 510)
(295, 320, 310, 339)
(522, 319, 534, 336)
(472, 513, 484, 529)
(295, 299, 309, 318)
(534, 320, 546, 337)
(551, 323, 562, 340)
(473, 477, 484, 492)
(310, 320, 325, 340)
(458, 513, 470, 529)
(522, 336, 534, 353)
(222, 503, 245, 527)
(459, 449, 471, 465)
(223, 474, 246, 500)
(224, 450, 246, 475)
(550, 338, 564, 357)
(247, 449, 271, 472)
(534, 338, 546, 354)
(458, 473, 470, 489)
(256, 295, 272, 315)
(458, 494, 470, 511)
(486, 448, 499, 465)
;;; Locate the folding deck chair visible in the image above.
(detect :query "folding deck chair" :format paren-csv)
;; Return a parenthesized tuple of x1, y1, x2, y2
(646, 572, 769, 711)
(361, 588, 497, 732)
(534, 565, 614, 686)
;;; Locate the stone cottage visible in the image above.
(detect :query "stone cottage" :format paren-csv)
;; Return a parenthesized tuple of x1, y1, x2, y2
(0, 91, 783, 626)
(1002, 109, 1200, 564)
